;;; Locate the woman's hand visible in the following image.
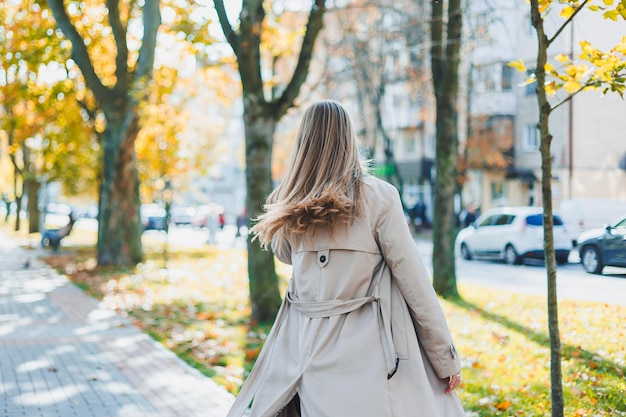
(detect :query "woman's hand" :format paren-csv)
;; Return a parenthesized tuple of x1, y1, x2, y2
(445, 373, 461, 394)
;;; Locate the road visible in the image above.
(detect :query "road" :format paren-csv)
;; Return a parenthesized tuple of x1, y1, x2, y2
(414, 239, 626, 306)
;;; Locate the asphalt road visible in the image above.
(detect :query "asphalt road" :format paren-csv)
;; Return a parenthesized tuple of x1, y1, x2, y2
(414, 239, 626, 307)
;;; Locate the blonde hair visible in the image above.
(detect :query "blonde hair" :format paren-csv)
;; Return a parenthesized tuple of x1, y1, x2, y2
(251, 100, 366, 249)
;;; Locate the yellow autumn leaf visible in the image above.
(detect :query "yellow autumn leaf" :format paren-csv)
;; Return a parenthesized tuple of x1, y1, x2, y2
(580, 40, 596, 56)
(544, 62, 555, 73)
(495, 401, 512, 410)
(521, 73, 537, 86)
(589, 5, 599, 11)
(560, 6, 576, 19)
(564, 80, 582, 94)
(604, 0, 615, 5)
(555, 53, 569, 63)
(615, 36, 626, 54)
(595, 66, 609, 80)
(603, 9, 620, 20)
(545, 81, 558, 96)
(508, 59, 526, 72)
(538, 0, 550, 13)
(565, 64, 579, 77)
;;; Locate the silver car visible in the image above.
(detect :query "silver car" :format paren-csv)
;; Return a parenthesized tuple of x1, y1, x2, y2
(455, 206, 572, 265)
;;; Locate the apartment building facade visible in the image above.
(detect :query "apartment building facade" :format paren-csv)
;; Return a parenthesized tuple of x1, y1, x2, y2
(463, 0, 626, 212)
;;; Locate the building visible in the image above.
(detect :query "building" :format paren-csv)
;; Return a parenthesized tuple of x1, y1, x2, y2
(463, 0, 626, 212)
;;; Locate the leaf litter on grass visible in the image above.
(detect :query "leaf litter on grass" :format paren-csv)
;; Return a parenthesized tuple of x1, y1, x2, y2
(447, 285, 626, 416)
(41, 245, 626, 415)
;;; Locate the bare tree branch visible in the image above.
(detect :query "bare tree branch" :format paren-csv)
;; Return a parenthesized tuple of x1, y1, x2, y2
(47, 0, 110, 101)
(106, 0, 130, 92)
(213, 0, 241, 56)
(241, 0, 267, 97)
(273, 0, 326, 118)
(550, 82, 596, 112)
(135, 0, 161, 82)
(547, 0, 590, 47)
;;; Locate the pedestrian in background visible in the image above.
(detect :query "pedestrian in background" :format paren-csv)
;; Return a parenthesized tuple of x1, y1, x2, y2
(226, 100, 464, 417)
(460, 203, 479, 228)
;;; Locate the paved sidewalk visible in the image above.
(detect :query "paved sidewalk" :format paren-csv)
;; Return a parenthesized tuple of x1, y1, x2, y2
(0, 232, 234, 417)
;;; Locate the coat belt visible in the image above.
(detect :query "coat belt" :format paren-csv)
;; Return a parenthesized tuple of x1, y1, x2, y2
(286, 292, 400, 379)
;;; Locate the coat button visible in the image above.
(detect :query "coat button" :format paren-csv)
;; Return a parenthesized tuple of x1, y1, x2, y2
(319, 255, 326, 263)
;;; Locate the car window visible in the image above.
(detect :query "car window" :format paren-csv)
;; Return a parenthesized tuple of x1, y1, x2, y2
(494, 214, 515, 225)
(613, 217, 626, 232)
(525, 214, 564, 226)
(614, 218, 626, 228)
(477, 215, 497, 227)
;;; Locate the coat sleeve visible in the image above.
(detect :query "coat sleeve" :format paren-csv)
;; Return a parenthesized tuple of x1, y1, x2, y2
(375, 185, 461, 379)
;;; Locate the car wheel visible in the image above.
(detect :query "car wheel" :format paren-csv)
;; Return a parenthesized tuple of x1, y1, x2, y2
(460, 243, 472, 260)
(581, 246, 604, 274)
(504, 244, 521, 265)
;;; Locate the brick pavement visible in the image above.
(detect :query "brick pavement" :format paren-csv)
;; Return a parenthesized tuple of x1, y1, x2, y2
(0, 231, 234, 417)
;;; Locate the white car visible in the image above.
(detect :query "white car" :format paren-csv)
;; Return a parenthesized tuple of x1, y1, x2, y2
(455, 206, 572, 265)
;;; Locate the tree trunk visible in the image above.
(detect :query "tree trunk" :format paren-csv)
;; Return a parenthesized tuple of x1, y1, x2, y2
(48, 0, 160, 267)
(25, 179, 40, 234)
(3, 198, 10, 223)
(430, 0, 461, 299)
(530, 2, 564, 415)
(14, 195, 22, 232)
(244, 105, 282, 323)
(97, 108, 144, 266)
(213, 0, 325, 323)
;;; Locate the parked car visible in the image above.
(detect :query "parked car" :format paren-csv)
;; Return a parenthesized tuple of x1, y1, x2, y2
(192, 204, 224, 228)
(557, 198, 626, 246)
(577, 214, 626, 274)
(170, 206, 196, 226)
(140, 204, 167, 231)
(455, 206, 572, 265)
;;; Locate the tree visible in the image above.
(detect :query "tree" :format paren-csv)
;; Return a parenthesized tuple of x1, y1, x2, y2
(459, 2, 518, 200)
(0, 0, 94, 233)
(512, 1, 626, 415)
(430, 0, 462, 298)
(213, 0, 327, 323)
(460, 114, 514, 178)
(322, 0, 431, 216)
(48, 0, 161, 265)
(136, 66, 187, 204)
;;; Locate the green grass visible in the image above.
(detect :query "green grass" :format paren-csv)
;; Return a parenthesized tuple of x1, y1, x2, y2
(2, 219, 624, 416)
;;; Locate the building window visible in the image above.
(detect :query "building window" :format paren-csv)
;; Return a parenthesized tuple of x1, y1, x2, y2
(491, 182, 507, 205)
(474, 64, 497, 92)
(522, 124, 539, 151)
(404, 133, 416, 155)
(426, 135, 436, 157)
(501, 64, 513, 91)
(525, 69, 537, 95)
(393, 94, 403, 108)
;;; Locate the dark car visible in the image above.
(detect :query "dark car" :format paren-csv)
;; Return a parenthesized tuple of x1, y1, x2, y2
(577, 214, 626, 274)
(141, 204, 167, 231)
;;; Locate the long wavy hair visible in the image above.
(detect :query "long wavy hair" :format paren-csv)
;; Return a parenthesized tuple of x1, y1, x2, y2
(250, 100, 367, 249)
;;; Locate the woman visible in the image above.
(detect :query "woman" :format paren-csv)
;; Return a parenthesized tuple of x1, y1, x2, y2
(227, 100, 464, 417)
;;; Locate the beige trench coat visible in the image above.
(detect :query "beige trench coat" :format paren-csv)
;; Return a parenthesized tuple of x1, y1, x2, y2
(226, 176, 465, 417)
